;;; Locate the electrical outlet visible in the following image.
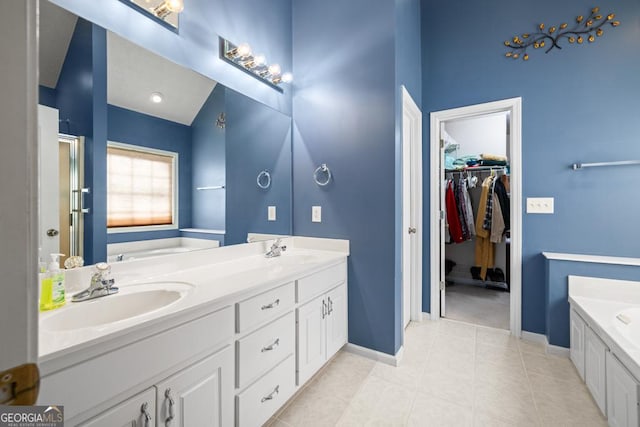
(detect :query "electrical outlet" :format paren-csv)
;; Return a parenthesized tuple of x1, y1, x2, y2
(526, 197, 554, 214)
(268, 206, 276, 221)
(312, 206, 322, 223)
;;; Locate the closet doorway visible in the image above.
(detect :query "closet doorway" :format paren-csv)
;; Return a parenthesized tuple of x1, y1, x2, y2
(429, 98, 522, 335)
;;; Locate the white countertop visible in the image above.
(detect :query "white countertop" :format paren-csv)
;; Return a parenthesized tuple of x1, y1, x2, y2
(569, 275, 640, 380)
(38, 237, 348, 375)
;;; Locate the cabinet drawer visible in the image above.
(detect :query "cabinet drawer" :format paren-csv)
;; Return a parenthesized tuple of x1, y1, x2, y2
(80, 387, 155, 427)
(237, 282, 295, 333)
(297, 262, 347, 304)
(236, 355, 296, 427)
(237, 311, 295, 388)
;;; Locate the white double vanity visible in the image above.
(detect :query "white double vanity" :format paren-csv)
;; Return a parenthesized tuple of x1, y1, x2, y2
(569, 276, 640, 427)
(37, 237, 349, 426)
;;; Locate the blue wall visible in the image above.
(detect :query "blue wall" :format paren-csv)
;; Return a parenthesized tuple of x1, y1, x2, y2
(50, 0, 292, 115)
(225, 89, 292, 245)
(547, 259, 640, 347)
(39, 86, 57, 109)
(421, 0, 640, 336)
(192, 85, 226, 231)
(56, 18, 108, 264)
(106, 104, 193, 244)
(293, 0, 399, 355)
(394, 0, 422, 351)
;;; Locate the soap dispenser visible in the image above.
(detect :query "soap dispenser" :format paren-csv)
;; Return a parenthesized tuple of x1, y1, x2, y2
(40, 253, 66, 311)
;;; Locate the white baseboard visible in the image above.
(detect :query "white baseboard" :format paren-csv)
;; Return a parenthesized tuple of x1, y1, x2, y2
(521, 331, 569, 358)
(421, 312, 432, 320)
(344, 343, 403, 367)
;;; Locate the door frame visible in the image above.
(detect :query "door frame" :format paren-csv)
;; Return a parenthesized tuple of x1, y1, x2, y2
(429, 97, 522, 337)
(401, 86, 423, 327)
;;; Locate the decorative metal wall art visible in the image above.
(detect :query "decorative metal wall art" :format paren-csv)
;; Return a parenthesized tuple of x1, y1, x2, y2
(504, 7, 620, 61)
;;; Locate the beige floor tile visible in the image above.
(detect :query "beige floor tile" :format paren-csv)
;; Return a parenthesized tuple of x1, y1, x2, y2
(418, 363, 475, 406)
(438, 319, 478, 340)
(518, 338, 546, 355)
(476, 342, 523, 369)
(528, 373, 606, 426)
(370, 360, 425, 390)
(476, 327, 519, 349)
(305, 358, 371, 402)
(475, 357, 528, 387)
(444, 284, 510, 330)
(473, 410, 539, 427)
(408, 393, 472, 427)
(265, 418, 293, 427)
(277, 384, 349, 427)
(474, 376, 539, 425)
(337, 375, 415, 426)
(521, 352, 583, 384)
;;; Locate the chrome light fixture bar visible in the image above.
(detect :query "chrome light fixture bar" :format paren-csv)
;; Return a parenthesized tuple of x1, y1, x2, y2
(119, 0, 184, 32)
(219, 37, 292, 92)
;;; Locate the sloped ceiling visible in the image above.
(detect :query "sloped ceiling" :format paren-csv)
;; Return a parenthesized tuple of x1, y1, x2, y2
(39, 2, 216, 125)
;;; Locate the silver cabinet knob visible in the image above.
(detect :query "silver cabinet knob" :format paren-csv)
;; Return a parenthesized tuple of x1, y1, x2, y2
(46, 229, 59, 237)
(408, 227, 417, 234)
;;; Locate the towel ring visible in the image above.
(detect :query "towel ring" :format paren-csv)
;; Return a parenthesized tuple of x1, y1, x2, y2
(257, 170, 271, 189)
(313, 164, 332, 186)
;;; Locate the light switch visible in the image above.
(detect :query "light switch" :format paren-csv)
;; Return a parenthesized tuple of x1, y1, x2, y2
(526, 197, 554, 214)
(312, 206, 322, 223)
(268, 206, 276, 221)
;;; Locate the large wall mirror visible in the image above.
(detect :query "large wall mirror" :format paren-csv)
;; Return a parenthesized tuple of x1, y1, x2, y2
(38, 1, 292, 266)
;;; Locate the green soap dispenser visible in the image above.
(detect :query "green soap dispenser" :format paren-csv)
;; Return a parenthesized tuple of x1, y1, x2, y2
(40, 253, 66, 311)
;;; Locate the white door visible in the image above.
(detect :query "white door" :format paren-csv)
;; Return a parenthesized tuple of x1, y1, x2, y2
(38, 105, 61, 260)
(80, 388, 155, 427)
(439, 122, 447, 317)
(155, 346, 233, 427)
(296, 295, 327, 385)
(401, 87, 422, 329)
(326, 284, 348, 358)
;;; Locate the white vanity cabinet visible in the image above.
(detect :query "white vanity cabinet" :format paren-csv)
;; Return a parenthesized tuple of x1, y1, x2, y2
(606, 352, 640, 427)
(570, 308, 586, 380)
(155, 346, 234, 427)
(585, 326, 609, 415)
(297, 282, 348, 385)
(80, 388, 155, 427)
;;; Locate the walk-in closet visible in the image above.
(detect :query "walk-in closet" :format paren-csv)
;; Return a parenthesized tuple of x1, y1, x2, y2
(440, 112, 511, 330)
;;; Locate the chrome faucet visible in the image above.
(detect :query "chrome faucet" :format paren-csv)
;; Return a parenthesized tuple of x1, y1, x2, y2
(265, 238, 287, 258)
(71, 262, 119, 302)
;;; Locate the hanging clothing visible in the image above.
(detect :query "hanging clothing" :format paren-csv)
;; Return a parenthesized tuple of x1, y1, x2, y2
(482, 176, 496, 231)
(445, 180, 464, 243)
(474, 176, 495, 280)
(455, 179, 470, 241)
(494, 177, 510, 231)
(490, 191, 505, 243)
(460, 177, 475, 236)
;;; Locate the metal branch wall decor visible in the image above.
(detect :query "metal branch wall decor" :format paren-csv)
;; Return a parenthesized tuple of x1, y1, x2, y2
(504, 7, 620, 61)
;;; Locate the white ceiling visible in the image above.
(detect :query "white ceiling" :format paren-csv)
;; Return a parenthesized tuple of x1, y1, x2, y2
(39, 3, 216, 126)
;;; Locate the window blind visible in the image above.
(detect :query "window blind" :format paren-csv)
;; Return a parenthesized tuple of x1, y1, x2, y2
(107, 146, 175, 228)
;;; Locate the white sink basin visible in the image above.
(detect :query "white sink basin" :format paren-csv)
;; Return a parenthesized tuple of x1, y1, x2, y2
(41, 282, 193, 332)
(269, 253, 320, 266)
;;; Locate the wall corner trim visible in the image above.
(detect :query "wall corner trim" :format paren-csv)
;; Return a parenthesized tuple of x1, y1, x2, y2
(521, 331, 569, 358)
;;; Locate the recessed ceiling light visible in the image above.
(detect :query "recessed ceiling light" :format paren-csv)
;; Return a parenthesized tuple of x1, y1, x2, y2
(150, 92, 164, 103)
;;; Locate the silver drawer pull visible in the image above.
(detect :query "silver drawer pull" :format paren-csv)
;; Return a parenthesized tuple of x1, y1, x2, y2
(261, 338, 280, 352)
(140, 402, 152, 427)
(261, 299, 280, 310)
(261, 385, 280, 403)
(165, 388, 175, 425)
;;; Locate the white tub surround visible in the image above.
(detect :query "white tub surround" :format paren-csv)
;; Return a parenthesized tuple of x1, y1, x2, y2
(569, 275, 640, 426)
(106, 237, 220, 262)
(38, 236, 349, 425)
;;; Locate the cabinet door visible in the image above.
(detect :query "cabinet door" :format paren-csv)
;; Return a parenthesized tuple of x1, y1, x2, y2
(80, 387, 155, 427)
(607, 352, 640, 427)
(585, 327, 608, 415)
(297, 295, 326, 385)
(326, 283, 348, 359)
(156, 346, 233, 427)
(570, 309, 586, 380)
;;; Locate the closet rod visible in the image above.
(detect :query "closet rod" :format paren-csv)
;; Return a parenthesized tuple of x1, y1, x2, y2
(571, 160, 640, 170)
(196, 185, 225, 190)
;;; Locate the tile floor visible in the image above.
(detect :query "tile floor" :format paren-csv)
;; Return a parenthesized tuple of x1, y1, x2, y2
(444, 284, 510, 330)
(267, 319, 606, 427)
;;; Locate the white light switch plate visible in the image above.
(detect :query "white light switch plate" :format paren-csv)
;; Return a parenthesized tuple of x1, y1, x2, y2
(268, 206, 276, 221)
(527, 197, 554, 214)
(312, 206, 322, 223)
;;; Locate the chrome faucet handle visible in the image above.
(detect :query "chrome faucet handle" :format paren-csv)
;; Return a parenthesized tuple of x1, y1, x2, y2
(72, 262, 118, 302)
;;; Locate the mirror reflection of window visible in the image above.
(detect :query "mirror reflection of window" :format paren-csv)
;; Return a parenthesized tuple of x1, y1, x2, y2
(107, 143, 177, 229)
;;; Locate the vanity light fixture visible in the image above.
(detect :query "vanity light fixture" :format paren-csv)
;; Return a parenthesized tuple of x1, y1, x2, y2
(152, 0, 184, 19)
(150, 92, 164, 103)
(219, 37, 292, 92)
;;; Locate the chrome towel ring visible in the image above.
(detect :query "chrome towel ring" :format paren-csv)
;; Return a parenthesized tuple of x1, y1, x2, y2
(257, 170, 271, 189)
(314, 164, 332, 186)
